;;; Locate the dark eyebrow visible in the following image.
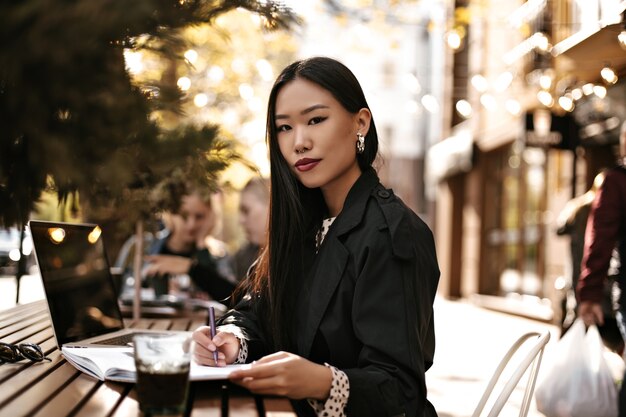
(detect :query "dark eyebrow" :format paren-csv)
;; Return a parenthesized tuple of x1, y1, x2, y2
(275, 104, 330, 120)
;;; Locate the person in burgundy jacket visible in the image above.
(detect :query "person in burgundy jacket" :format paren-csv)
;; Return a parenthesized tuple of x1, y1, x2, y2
(577, 122, 626, 415)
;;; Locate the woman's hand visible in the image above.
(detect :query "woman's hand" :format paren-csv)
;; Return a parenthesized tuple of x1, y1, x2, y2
(578, 301, 604, 326)
(229, 351, 332, 400)
(192, 326, 240, 366)
(143, 254, 192, 276)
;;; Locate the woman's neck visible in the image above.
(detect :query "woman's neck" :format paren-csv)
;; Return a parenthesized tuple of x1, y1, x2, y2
(321, 164, 362, 217)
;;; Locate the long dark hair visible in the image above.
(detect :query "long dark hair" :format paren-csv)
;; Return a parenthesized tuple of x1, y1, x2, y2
(244, 56, 379, 350)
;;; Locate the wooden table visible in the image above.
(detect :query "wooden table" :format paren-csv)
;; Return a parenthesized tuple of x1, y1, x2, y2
(0, 300, 296, 417)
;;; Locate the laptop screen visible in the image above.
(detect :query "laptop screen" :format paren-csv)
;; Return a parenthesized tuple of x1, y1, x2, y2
(29, 221, 124, 345)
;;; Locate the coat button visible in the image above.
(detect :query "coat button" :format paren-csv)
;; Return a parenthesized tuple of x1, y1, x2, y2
(377, 189, 390, 199)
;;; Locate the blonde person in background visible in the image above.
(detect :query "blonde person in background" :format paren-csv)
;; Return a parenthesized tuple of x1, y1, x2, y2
(232, 177, 270, 282)
(144, 188, 238, 304)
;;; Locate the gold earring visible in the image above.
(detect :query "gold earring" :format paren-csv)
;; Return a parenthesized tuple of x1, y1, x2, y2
(356, 133, 365, 154)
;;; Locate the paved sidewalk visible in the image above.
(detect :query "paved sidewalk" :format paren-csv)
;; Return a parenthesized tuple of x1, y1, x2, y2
(427, 296, 561, 417)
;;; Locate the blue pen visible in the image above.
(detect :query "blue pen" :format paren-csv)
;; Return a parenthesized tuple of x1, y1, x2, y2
(209, 306, 219, 364)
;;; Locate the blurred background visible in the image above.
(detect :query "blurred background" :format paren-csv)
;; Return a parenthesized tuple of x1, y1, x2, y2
(2, 1, 625, 415)
(3, 0, 625, 325)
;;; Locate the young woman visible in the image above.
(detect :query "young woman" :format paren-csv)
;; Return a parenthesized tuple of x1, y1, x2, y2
(144, 190, 237, 302)
(192, 57, 440, 417)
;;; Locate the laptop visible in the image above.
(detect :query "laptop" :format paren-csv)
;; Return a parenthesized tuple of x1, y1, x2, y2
(29, 220, 179, 348)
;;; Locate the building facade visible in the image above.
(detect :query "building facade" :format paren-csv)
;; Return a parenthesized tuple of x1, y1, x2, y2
(432, 0, 626, 323)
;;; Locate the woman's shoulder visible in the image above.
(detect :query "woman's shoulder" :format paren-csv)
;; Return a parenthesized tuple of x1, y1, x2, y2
(363, 184, 435, 259)
(366, 184, 427, 227)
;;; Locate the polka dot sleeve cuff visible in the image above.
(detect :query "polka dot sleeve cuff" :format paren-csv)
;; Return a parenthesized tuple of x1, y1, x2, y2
(307, 364, 349, 417)
(235, 338, 248, 364)
(216, 324, 248, 364)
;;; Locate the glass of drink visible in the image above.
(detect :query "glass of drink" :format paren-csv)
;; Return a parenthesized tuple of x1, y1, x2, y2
(133, 333, 192, 415)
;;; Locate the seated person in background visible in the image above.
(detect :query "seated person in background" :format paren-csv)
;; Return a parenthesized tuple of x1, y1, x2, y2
(144, 188, 237, 305)
(232, 176, 270, 281)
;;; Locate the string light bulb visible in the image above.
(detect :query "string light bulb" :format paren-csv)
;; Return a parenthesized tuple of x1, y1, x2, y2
(600, 65, 618, 84)
(539, 74, 552, 90)
(617, 12, 626, 51)
(421, 94, 440, 113)
(558, 95, 574, 112)
(582, 83, 595, 96)
(619, 13, 626, 49)
(446, 29, 463, 51)
(194, 93, 209, 107)
(455, 99, 472, 118)
(480, 93, 497, 111)
(537, 90, 554, 107)
(177, 77, 191, 91)
(184, 49, 198, 65)
(619, 29, 626, 50)
(593, 85, 607, 98)
(471, 74, 488, 92)
(534, 32, 550, 52)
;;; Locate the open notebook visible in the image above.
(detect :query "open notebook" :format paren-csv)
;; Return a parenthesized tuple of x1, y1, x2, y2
(61, 346, 249, 383)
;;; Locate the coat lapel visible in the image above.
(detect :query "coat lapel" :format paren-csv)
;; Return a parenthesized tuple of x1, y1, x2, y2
(298, 236, 349, 356)
(297, 168, 380, 356)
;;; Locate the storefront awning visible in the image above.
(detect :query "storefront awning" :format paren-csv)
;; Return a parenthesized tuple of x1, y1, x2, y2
(553, 23, 626, 82)
(425, 130, 473, 184)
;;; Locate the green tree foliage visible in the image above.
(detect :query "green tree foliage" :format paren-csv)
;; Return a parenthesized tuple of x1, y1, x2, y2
(0, 0, 298, 230)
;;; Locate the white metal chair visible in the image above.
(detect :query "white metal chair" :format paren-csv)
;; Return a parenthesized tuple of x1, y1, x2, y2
(472, 330, 551, 417)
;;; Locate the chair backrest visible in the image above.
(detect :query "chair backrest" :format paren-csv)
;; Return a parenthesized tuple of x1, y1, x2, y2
(472, 330, 551, 417)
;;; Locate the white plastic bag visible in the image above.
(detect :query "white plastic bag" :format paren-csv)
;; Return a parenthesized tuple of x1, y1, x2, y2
(535, 318, 618, 417)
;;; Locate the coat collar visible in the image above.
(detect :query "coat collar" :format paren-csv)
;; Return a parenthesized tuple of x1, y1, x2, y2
(332, 167, 379, 236)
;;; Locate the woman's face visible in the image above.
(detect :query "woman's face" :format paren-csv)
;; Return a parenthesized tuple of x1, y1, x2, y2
(274, 78, 369, 194)
(173, 193, 214, 246)
(239, 190, 269, 246)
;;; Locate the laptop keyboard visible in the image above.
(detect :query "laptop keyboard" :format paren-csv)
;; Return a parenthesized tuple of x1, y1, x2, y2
(97, 333, 137, 346)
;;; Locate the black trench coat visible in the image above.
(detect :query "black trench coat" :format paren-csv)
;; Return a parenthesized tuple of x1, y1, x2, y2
(220, 168, 440, 417)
